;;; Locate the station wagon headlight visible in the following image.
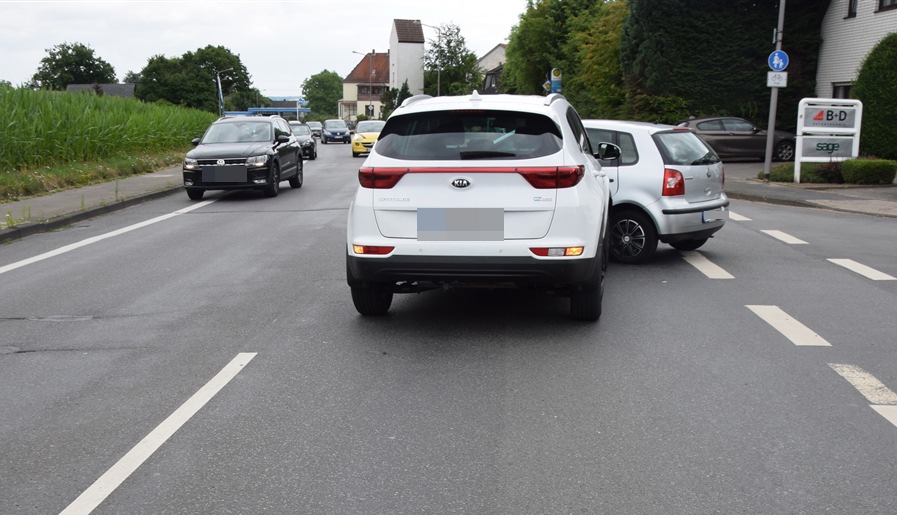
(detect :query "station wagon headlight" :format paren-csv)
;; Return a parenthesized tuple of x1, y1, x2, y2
(353, 134, 364, 141)
(183, 158, 198, 170)
(246, 155, 269, 167)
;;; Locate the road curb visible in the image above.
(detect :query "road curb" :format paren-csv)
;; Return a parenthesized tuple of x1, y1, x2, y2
(0, 186, 183, 244)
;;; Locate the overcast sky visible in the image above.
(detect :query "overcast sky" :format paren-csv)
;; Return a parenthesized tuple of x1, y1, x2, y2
(0, 0, 525, 98)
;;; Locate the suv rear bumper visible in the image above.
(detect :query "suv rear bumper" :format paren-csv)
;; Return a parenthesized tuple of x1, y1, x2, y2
(347, 254, 599, 290)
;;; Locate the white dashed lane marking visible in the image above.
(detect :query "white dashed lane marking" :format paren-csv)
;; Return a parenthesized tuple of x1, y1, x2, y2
(680, 251, 734, 279)
(828, 259, 896, 281)
(761, 230, 808, 244)
(729, 211, 751, 221)
(746, 305, 831, 346)
(829, 363, 897, 429)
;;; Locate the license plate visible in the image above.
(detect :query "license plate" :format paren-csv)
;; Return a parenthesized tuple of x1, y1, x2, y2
(702, 206, 728, 223)
(203, 166, 247, 183)
(417, 208, 504, 241)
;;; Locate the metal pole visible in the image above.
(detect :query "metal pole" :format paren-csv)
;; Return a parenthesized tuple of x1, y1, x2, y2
(763, 0, 786, 182)
(369, 49, 374, 117)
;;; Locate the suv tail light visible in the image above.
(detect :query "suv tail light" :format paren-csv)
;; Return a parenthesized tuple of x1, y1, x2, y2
(358, 166, 585, 190)
(662, 168, 685, 196)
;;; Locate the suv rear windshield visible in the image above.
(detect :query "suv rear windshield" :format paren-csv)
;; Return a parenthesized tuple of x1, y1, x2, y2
(375, 110, 562, 160)
(652, 130, 720, 166)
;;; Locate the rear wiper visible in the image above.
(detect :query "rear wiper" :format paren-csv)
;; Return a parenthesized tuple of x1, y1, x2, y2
(459, 151, 517, 159)
(691, 152, 717, 165)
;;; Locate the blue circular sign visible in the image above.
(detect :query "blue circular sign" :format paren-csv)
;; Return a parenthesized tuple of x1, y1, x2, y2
(768, 50, 789, 71)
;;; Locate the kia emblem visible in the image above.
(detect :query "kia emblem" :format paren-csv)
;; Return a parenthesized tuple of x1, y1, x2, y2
(452, 178, 471, 189)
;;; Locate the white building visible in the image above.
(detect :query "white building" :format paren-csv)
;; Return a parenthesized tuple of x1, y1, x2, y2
(816, 0, 897, 98)
(389, 19, 425, 95)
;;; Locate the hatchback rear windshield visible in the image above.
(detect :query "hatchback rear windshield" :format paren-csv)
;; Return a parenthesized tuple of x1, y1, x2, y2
(375, 110, 562, 160)
(652, 130, 720, 166)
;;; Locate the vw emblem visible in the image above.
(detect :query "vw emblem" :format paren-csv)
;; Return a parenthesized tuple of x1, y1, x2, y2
(706, 170, 712, 178)
(217, 159, 225, 166)
(452, 178, 471, 189)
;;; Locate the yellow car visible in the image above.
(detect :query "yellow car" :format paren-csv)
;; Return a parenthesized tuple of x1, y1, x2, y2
(352, 120, 386, 157)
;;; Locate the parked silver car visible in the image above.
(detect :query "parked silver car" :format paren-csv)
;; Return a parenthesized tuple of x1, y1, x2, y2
(583, 120, 729, 264)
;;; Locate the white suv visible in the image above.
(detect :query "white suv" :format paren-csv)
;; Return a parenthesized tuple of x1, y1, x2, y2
(346, 93, 620, 321)
(582, 120, 729, 264)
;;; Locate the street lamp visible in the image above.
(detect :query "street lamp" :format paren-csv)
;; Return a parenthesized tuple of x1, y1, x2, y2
(415, 21, 442, 96)
(352, 49, 375, 118)
(215, 67, 233, 117)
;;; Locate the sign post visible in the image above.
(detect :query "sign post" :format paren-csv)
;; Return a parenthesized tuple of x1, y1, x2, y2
(762, 0, 787, 182)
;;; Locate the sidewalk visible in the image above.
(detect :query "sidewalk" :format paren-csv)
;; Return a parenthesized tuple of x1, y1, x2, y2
(1, 161, 896, 244)
(1, 166, 183, 243)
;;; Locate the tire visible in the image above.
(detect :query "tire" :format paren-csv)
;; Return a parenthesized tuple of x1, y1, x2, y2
(353, 152, 360, 158)
(350, 284, 393, 316)
(669, 238, 708, 251)
(609, 209, 658, 264)
(186, 188, 204, 201)
(263, 164, 280, 197)
(322, 138, 328, 145)
(310, 148, 317, 160)
(289, 161, 303, 189)
(774, 140, 795, 161)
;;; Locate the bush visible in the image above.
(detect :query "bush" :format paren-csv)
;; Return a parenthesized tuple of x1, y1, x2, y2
(853, 33, 897, 160)
(760, 162, 834, 183)
(840, 159, 897, 185)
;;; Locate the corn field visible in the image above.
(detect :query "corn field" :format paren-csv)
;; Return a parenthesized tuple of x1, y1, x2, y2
(0, 86, 217, 172)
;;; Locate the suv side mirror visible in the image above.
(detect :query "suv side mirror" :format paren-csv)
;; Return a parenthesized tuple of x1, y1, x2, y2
(594, 142, 621, 161)
(275, 134, 291, 144)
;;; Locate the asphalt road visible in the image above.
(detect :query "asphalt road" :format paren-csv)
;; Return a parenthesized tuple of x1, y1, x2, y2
(2, 141, 897, 514)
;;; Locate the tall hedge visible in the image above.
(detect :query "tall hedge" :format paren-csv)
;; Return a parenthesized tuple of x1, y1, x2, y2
(853, 33, 897, 160)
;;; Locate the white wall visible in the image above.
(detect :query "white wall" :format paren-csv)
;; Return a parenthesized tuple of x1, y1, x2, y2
(390, 30, 424, 95)
(816, 0, 897, 97)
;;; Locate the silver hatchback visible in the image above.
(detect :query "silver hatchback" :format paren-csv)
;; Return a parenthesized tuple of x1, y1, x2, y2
(583, 120, 729, 264)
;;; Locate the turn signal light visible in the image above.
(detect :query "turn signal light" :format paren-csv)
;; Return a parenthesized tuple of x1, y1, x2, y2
(353, 245, 395, 255)
(530, 246, 584, 257)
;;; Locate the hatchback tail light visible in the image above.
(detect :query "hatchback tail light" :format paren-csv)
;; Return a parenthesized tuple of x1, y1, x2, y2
(662, 168, 685, 196)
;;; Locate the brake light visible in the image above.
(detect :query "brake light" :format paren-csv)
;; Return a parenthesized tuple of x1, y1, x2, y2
(662, 168, 685, 196)
(358, 167, 407, 189)
(518, 166, 584, 189)
(353, 245, 395, 255)
(530, 246, 584, 257)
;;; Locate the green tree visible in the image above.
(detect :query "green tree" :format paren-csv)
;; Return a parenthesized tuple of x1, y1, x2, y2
(122, 71, 141, 83)
(423, 23, 483, 96)
(853, 32, 897, 160)
(380, 79, 413, 118)
(136, 45, 250, 113)
(31, 42, 116, 90)
(301, 70, 343, 118)
(502, 0, 575, 95)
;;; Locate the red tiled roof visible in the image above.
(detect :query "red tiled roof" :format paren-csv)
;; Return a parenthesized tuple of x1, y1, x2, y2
(345, 52, 390, 84)
(394, 19, 425, 43)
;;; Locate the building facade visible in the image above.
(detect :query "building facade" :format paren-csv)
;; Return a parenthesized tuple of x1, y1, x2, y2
(390, 19, 425, 95)
(816, 0, 897, 98)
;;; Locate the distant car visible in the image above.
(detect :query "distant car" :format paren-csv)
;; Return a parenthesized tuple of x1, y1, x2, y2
(351, 119, 385, 157)
(182, 115, 303, 200)
(346, 92, 621, 321)
(583, 119, 729, 264)
(307, 121, 323, 138)
(289, 121, 317, 160)
(321, 119, 351, 144)
(677, 116, 795, 162)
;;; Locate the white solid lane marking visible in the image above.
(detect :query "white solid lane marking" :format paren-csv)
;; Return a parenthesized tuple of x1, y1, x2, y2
(761, 230, 808, 244)
(729, 211, 751, 221)
(828, 363, 897, 405)
(746, 305, 831, 346)
(828, 259, 896, 281)
(0, 200, 216, 276)
(59, 352, 257, 515)
(680, 251, 734, 279)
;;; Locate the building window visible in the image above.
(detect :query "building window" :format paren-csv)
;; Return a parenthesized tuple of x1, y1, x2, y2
(832, 83, 852, 99)
(847, 0, 858, 17)
(880, 0, 897, 11)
